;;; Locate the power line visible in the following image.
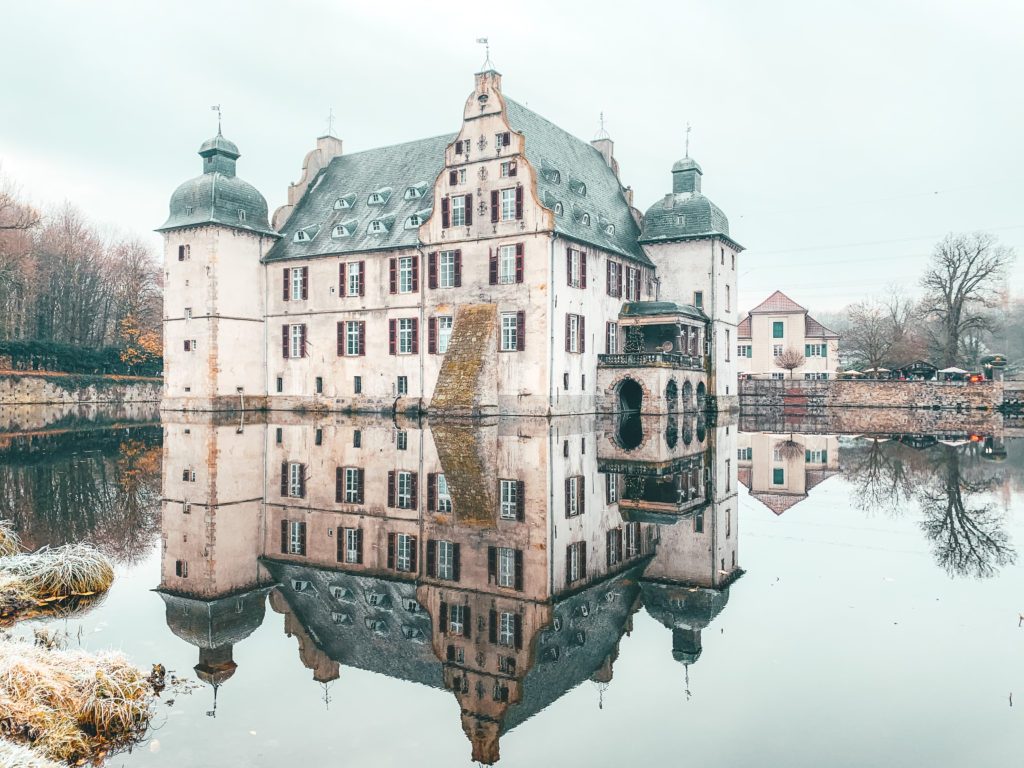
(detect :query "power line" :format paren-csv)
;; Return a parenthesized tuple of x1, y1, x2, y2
(747, 222, 1024, 256)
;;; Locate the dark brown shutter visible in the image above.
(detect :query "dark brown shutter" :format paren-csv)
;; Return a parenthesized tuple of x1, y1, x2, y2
(606, 261, 613, 296)
(453, 544, 461, 583)
(454, 250, 462, 286)
(280, 519, 287, 553)
(516, 311, 525, 352)
(389, 258, 397, 294)
(513, 614, 523, 650)
(355, 527, 363, 563)
(298, 522, 307, 556)
(580, 544, 587, 579)
(427, 472, 437, 510)
(449, 170, 458, 185)
(283, 268, 289, 301)
(299, 325, 307, 357)
(509, 160, 517, 176)
(428, 252, 438, 289)
(565, 478, 571, 517)
(339, 263, 346, 296)
(387, 471, 396, 507)
(411, 255, 419, 292)
(282, 325, 289, 359)
(439, 601, 448, 634)
(490, 190, 499, 223)
(515, 243, 524, 283)
(337, 322, 344, 356)
(358, 262, 365, 296)
(565, 315, 571, 352)
(514, 550, 523, 591)
(409, 536, 418, 572)
(387, 532, 396, 568)
(301, 266, 309, 299)
(389, 320, 396, 355)
(607, 530, 613, 568)
(410, 319, 419, 354)
(426, 540, 437, 577)
(580, 316, 585, 353)
(428, 318, 437, 355)
(464, 194, 473, 225)
(335, 467, 343, 503)
(280, 462, 288, 496)
(579, 477, 585, 515)
(489, 248, 498, 285)
(566, 248, 573, 286)
(566, 545, 573, 584)
(487, 546, 497, 583)
(515, 186, 523, 219)
(357, 322, 365, 356)
(356, 469, 365, 504)
(409, 472, 418, 508)
(442, 197, 450, 228)
(516, 480, 525, 521)
(298, 464, 306, 498)
(489, 610, 498, 644)
(580, 252, 587, 288)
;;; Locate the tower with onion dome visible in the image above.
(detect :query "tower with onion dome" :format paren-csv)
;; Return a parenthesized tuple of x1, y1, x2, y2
(157, 128, 278, 409)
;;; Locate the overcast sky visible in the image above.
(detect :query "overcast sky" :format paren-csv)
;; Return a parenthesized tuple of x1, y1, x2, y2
(2, 0, 1021, 313)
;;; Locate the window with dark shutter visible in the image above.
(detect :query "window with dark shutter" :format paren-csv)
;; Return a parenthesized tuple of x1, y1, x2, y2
(280, 462, 288, 496)
(440, 601, 449, 634)
(427, 473, 437, 510)
(513, 614, 523, 650)
(387, 471, 396, 507)
(301, 266, 309, 299)
(426, 540, 437, 577)
(357, 261, 365, 296)
(299, 325, 307, 357)
(453, 544, 461, 583)
(515, 311, 525, 351)
(282, 268, 289, 301)
(442, 197, 450, 228)
(357, 322, 365, 356)
(336, 322, 343, 356)
(490, 190, 499, 223)
(335, 467, 343, 503)
(489, 610, 498, 644)
(514, 550, 523, 591)
(339, 263, 346, 296)
(280, 519, 288, 554)
(516, 480, 526, 521)
(580, 252, 587, 288)
(428, 252, 438, 289)
(489, 248, 498, 284)
(411, 318, 419, 354)
(388, 320, 396, 355)
(463, 194, 473, 226)
(389, 258, 397, 294)
(411, 255, 419, 291)
(515, 243, 524, 283)
(454, 250, 462, 287)
(449, 170, 458, 185)
(515, 186, 523, 219)
(386, 532, 396, 569)
(487, 546, 497, 584)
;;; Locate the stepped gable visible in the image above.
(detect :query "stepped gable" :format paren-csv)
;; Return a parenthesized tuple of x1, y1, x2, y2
(266, 133, 454, 262)
(429, 304, 498, 416)
(503, 99, 650, 265)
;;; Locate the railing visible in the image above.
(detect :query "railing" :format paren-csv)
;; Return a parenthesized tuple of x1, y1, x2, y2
(598, 352, 705, 370)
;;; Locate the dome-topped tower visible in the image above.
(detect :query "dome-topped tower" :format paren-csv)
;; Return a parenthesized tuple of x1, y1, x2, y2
(158, 131, 274, 236)
(639, 155, 730, 243)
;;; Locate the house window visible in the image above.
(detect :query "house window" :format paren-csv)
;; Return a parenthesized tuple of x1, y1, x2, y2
(607, 261, 621, 297)
(315, 376, 323, 393)
(496, 131, 511, 147)
(343, 528, 362, 563)
(725, 285, 731, 312)
(606, 322, 618, 354)
(394, 471, 414, 509)
(345, 321, 364, 356)
(353, 376, 362, 394)
(183, 339, 196, 352)
(288, 462, 304, 498)
(627, 267, 638, 300)
(397, 376, 408, 396)
(498, 611, 516, 647)
(276, 376, 283, 393)
(398, 256, 414, 293)
(725, 329, 731, 361)
(606, 474, 618, 503)
(693, 290, 703, 309)
(773, 467, 785, 485)
(288, 520, 306, 555)
(289, 324, 304, 358)
(773, 321, 784, 339)
(567, 541, 586, 584)
(497, 547, 515, 588)
(436, 540, 455, 580)
(566, 314, 583, 353)
(353, 429, 362, 447)
(738, 447, 753, 460)
(500, 188, 516, 221)
(449, 603, 467, 635)
(498, 244, 516, 284)
(608, 528, 623, 567)
(398, 318, 415, 354)
(182, 468, 196, 482)
(184, 307, 192, 320)
(178, 244, 190, 261)
(437, 316, 453, 354)
(771, 372, 785, 380)
(436, 250, 457, 288)
(568, 249, 583, 288)
(500, 160, 517, 177)
(565, 476, 584, 517)
(436, 474, 453, 513)
(395, 532, 414, 571)
(499, 479, 519, 520)
(731, 253, 735, 269)
(500, 313, 518, 351)
(694, 510, 705, 534)
(772, 344, 784, 357)
(290, 268, 305, 300)
(344, 468, 362, 503)
(396, 430, 408, 450)
(346, 262, 362, 296)
(624, 522, 639, 557)
(451, 195, 466, 227)
(175, 560, 188, 577)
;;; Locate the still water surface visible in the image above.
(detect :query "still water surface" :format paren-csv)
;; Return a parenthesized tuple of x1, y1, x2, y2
(1, 410, 1021, 767)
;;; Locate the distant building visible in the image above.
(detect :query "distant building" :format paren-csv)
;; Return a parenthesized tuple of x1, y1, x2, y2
(737, 291, 839, 379)
(737, 431, 841, 514)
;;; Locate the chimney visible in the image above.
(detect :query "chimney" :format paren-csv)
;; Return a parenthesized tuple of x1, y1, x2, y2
(271, 134, 344, 230)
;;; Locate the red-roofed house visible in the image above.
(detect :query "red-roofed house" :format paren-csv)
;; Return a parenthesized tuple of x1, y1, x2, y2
(737, 291, 840, 379)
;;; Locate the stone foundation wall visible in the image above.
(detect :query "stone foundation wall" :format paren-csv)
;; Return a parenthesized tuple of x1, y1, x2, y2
(740, 407, 1005, 437)
(0, 372, 162, 406)
(739, 378, 1001, 411)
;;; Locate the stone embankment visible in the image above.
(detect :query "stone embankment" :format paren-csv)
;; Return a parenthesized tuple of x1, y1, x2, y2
(740, 378, 1000, 411)
(0, 371, 162, 406)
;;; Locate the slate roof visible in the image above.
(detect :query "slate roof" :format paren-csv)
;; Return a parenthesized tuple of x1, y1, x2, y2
(737, 315, 751, 338)
(749, 491, 806, 515)
(748, 290, 806, 314)
(805, 315, 840, 339)
(266, 134, 453, 262)
(638, 191, 732, 245)
(503, 99, 650, 266)
(158, 586, 273, 650)
(619, 301, 707, 322)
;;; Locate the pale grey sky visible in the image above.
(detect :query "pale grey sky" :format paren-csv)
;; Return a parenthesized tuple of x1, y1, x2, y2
(1, 0, 1021, 313)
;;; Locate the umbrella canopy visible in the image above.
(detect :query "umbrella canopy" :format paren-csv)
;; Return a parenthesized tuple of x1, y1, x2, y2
(863, 367, 891, 373)
(938, 366, 969, 374)
(841, 370, 864, 376)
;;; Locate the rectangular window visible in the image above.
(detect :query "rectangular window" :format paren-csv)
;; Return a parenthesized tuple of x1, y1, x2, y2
(624, 522, 639, 557)
(725, 285, 731, 312)
(437, 316, 453, 354)
(568, 248, 583, 288)
(693, 290, 703, 309)
(606, 322, 618, 354)
(725, 329, 731, 361)
(498, 611, 515, 647)
(344, 321, 364, 356)
(396, 532, 414, 572)
(396, 430, 408, 450)
(276, 376, 283, 393)
(449, 604, 467, 635)
(498, 244, 516, 284)
(499, 479, 519, 520)
(627, 267, 638, 300)
(183, 339, 193, 352)
(438, 250, 457, 288)
(694, 510, 704, 534)
(496, 131, 511, 147)
(178, 244, 190, 261)
(184, 307, 192, 320)
(288, 520, 306, 555)
(500, 188, 516, 221)
(398, 318, 415, 354)
(288, 462, 304, 498)
(451, 195, 466, 227)
(396, 471, 415, 508)
(607, 261, 621, 297)
(344, 467, 362, 503)
(398, 256, 414, 293)
(436, 474, 453, 512)
(354, 376, 362, 394)
(315, 376, 323, 393)
(346, 262, 362, 296)
(290, 267, 305, 301)
(772, 321, 784, 339)
(397, 376, 408, 396)
(353, 429, 361, 447)
(567, 541, 586, 584)
(436, 540, 455, 580)
(772, 344, 784, 357)
(500, 160, 517, 177)
(606, 473, 618, 503)
(607, 527, 623, 567)
(497, 547, 515, 588)
(773, 467, 785, 485)
(566, 314, 584, 353)
(565, 476, 584, 517)
(343, 528, 362, 563)
(289, 324, 305, 358)
(500, 312, 518, 352)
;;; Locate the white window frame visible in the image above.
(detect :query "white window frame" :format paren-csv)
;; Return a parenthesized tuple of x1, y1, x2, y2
(499, 611, 515, 647)
(569, 249, 582, 287)
(436, 473, 453, 512)
(290, 267, 304, 301)
(397, 471, 413, 509)
(346, 321, 361, 356)
(288, 520, 303, 554)
(398, 256, 414, 294)
(497, 547, 515, 588)
(451, 195, 466, 227)
(449, 603, 466, 635)
(498, 244, 516, 284)
(567, 476, 581, 516)
(500, 188, 516, 221)
(607, 322, 618, 354)
(568, 314, 581, 353)
(568, 542, 583, 582)
(396, 532, 413, 571)
(288, 462, 303, 498)
(344, 528, 360, 563)
(500, 312, 518, 352)
(439, 250, 456, 288)
(499, 479, 518, 520)
(437, 540, 454, 580)
(344, 467, 361, 503)
(627, 268, 638, 300)
(289, 324, 303, 358)
(500, 161, 515, 177)
(772, 344, 784, 357)
(346, 262, 361, 296)
(437, 316, 453, 354)
(398, 318, 414, 355)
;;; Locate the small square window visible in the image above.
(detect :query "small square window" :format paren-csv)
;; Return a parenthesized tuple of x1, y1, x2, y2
(315, 376, 323, 394)
(397, 376, 408, 396)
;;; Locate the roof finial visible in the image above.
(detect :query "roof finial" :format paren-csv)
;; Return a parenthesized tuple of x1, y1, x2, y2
(594, 111, 611, 141)
(211, 104, 222, 135)
(685, 122, 691, 158)
(477, 37, 494, 71)
(326, 107, 336, 137)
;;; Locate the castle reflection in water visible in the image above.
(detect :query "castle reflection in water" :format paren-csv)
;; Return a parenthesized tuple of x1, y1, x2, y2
(158, 412, 739, 764)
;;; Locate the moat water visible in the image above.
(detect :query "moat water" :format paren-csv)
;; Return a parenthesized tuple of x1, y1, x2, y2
(1, 408, 1021, 767)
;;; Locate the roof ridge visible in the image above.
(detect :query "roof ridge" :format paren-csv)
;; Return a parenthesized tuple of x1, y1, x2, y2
(326, 132, 457, 164)
(749, 290, 807, 314)
(503, 97, 603, 161)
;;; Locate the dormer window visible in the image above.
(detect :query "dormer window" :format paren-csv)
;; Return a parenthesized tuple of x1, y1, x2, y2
(570, 180, 587, 196)
(334, 194, 356, 210)
(331, 224, 351, 238)
(238, 209, 246, 221)
(604, 223, 615, 236)
(294, 229, 311, 242)
(367, 188, 392, 206)
(582, 213, 591, 226)
(404, 184, 426, 200)
(184, 206, 194, 215)
(554, 202, 564, 216)
(368, 217, 394, 234)
(543, 168, 561, 184)
(674, 214, 687, 226)
(405, 214, 421, 229)
(369, 220, 384, 233)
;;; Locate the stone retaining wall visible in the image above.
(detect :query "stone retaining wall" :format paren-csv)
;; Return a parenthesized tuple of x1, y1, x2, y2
(739, 378, 1001, 411)
(0, 372, 162, 406)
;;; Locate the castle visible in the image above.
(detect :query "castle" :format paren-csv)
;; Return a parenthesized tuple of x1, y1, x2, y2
(159, 69, 742, 416)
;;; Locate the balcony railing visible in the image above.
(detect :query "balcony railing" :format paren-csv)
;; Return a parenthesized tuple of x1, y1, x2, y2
(598, 352, 705, 370)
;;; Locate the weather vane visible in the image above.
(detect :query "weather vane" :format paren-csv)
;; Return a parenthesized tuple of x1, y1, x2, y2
(211, 104, 222, 134)
(685, 122, 691, 158)
(326, 107, 336, 137)
(477, 37, 493, 70)
(595, 111, 610, 140)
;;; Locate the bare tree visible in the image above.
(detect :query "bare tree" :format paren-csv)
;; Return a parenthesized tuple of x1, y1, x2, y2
(774, 348, 806, 379)
(843, 299, 894, 370)
(920, 233, 1015, 366)
(0, 171, 41, 339)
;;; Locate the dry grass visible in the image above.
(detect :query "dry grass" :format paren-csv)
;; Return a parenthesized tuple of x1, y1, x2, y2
(0, 543, 114, 625)
(0, 521, 19, 559)
(0, 637, 156, 764)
